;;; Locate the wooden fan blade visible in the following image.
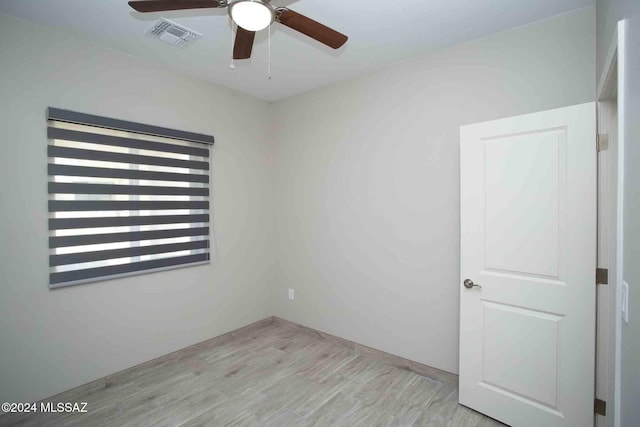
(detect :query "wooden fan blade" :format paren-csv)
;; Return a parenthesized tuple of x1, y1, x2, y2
(128, 0, 222, 13)
(233, 27, 256, 59)
(277, 9, 347, 49)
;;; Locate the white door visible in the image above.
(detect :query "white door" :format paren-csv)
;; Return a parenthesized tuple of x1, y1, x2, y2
(459, 103, 596, 427)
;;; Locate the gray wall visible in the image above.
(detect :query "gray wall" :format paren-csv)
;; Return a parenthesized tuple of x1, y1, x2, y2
(0, 14, 274, 403)
(596, 1, 640, 425)
(272, 7, 596, 374)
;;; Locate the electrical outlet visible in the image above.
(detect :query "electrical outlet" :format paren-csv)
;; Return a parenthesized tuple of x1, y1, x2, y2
(288, 288, 295, 300)
(622, 281, 629, 324)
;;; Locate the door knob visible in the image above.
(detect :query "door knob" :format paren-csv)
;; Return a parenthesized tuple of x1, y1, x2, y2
(463, 279, 481, 289)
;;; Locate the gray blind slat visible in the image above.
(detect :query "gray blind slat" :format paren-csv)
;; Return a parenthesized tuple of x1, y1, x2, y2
(50, 240, 209, 266)
(48, 200, 208, 212)
(48, 164, 209, 183)
(50, 227, 209, 248)
(48, 145, 209, 171)
(49, 182, 209, 197)
(50, 253, 209, 285)
(48, 127, 209, 158)
(47, 108, 214, 146)
(49, 214, 209, 230)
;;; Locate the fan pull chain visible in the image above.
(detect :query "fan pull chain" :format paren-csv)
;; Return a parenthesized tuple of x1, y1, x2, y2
(229, 21, 236, 70)
(267, 24, 272, 80)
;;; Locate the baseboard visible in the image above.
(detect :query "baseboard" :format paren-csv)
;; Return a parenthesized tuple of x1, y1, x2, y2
(272, 316, 458, 385)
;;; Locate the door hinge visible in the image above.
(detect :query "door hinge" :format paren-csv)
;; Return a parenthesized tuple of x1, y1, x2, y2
(597, 268, 609, 285)
(595, 398, 607, 416)
(597, 134, 609, 152)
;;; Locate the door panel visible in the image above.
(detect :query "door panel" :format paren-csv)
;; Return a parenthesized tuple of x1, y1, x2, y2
(460, 103, 596, 427)
(485, 130, 563, 278)
(482, 301, 561, 409)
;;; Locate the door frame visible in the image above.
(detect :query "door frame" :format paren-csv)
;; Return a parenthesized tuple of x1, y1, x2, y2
(595, 19, 625, 427)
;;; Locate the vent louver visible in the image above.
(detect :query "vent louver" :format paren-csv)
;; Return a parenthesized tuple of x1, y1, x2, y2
(146, 18, 201, 47)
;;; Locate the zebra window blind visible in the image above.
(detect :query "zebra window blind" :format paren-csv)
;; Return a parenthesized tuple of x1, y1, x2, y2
(47, 108, 215, 288)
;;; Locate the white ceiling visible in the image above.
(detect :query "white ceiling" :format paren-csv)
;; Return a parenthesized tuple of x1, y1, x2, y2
(0, 0, 594, 101)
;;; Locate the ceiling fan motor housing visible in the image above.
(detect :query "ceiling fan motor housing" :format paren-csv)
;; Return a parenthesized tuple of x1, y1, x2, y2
(228, 0, 275, 32)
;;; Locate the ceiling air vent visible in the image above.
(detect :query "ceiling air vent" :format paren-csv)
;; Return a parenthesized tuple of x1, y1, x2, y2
(146, 18, 201, 47)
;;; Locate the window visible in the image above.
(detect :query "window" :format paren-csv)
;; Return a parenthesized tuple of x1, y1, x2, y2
(47, 108, 214, 288)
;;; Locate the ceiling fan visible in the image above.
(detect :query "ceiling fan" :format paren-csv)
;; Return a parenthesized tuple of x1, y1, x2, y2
(128, 0, 348, 60)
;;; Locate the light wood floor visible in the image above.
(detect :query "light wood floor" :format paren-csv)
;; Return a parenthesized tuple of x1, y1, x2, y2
(1, 319, 506, 426)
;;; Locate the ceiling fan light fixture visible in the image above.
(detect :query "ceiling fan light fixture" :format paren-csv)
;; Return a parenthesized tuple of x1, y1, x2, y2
(229, 0, 274, 32)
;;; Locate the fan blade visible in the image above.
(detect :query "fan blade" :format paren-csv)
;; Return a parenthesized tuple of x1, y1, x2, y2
(233, 27, 256, 59)
(276, 9, 347, 49)
(128, 0, 222, 13)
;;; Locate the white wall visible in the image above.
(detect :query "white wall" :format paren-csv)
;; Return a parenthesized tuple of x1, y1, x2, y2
(620, 16, 640, 424)
(620, 17, 640, 423)
(596, 1, 640, 424)
(596, 0, 636, 82)
(272, 7, 596, 374)
(0, 14, 274, 403)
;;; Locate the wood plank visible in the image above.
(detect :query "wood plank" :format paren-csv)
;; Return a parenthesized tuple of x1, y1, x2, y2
(0, 320, 505, 427)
